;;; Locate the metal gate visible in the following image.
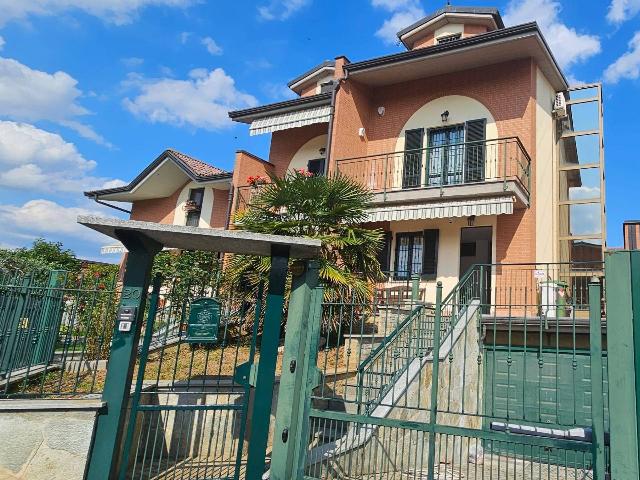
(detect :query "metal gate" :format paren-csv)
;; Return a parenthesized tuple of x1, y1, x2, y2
(118, 274, 266, 480)
(268, 263, 610, 480)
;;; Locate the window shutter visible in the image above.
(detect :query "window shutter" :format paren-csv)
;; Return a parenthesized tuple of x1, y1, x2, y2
(377, 231, 392, 273)
(307, 158, 325, 176)
(464, 119, 486, 183)
(402, 128, 424, 188)
(422, 229, 439, 279)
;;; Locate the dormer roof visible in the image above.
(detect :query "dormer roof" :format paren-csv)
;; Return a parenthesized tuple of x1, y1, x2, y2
(397, 6, 504, 49)
(84, 149, 232, 202)
(287, 60, 335, 94)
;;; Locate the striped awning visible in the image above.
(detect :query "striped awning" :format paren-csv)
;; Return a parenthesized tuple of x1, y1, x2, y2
(366, 196, 515, 222)
(249, 105, 331, 136)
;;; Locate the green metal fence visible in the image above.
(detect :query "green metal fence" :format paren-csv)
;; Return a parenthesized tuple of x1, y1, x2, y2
(118, 272, 271, 480)
(0, 267, 118, 397)
(303, 262, 609, 479)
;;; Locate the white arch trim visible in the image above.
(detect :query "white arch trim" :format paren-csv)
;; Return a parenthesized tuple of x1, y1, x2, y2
(288, 134, 328, 172)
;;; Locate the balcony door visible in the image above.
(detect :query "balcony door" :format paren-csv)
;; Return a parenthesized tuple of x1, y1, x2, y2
(426, 125, 465, 186)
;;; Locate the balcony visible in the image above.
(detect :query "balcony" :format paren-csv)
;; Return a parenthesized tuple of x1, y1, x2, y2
(335, 137, 531, 207)
(233, 183, 269, 220)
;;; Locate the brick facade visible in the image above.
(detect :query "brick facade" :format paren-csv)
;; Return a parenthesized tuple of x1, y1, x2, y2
(268, 123, 328, 177)
(130, 182, 187, 224)
(326, 58, 539, 264)
(232, 150, 275, 188)
(210, 189, 230, 228)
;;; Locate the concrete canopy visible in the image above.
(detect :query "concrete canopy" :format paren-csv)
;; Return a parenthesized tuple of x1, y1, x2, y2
(78, 216, 321, 259)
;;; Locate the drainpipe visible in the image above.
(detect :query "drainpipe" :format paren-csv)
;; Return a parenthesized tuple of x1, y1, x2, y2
(323, 79, 341, 175)
(89, 194, 132, 215)
(224, 185, 234, 230)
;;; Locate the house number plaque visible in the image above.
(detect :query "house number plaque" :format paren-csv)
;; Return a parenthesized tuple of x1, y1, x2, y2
(185, 298, 221, 343)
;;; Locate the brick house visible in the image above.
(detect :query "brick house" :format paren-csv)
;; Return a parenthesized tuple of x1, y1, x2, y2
(85, 5, 605, 299)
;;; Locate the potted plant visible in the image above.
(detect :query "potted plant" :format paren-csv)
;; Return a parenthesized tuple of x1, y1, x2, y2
(183, 200, 200, 212)
(247, 175, 268, 188)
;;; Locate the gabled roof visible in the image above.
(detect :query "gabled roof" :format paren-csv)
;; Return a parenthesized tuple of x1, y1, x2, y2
(397, 6, 504, 41)
(168, 149, 228, 178)
(287, 60, 336, 89)
(344, 22, 568, 91)
(84, 149, 232, 202)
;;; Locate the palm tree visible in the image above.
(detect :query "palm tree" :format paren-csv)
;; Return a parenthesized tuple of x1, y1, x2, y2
(225, 170, 383, 308)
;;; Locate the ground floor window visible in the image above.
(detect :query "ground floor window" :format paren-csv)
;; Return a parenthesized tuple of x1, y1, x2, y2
(394, 229, 439, 280)
(394, 233, 424, 279)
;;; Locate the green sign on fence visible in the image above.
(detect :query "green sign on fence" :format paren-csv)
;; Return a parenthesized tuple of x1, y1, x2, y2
(185, 297, 221, 343)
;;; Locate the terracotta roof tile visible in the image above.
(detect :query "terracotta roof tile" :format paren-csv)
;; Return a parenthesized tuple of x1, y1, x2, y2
(167, 149, 230, 178)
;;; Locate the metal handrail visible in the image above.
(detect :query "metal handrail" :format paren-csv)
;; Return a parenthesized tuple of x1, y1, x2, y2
(335, 136, 532, 196)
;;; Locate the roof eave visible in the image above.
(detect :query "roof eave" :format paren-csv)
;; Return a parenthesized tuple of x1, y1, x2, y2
(83, 150, 232, 199)
(347, 22, 568, 91)
(396, 7, 504, 38)
(286, 60, 336, 88)
(229, 92, 332, 124)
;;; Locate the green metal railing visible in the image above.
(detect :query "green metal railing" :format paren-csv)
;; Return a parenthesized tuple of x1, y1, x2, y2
(0, 267, 118, 398)
(356, 304, 437, 414)
(305, 262, 609, 479)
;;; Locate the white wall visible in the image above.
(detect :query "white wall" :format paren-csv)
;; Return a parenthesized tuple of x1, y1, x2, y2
(434, 23, 464, 40)
(173, 182, 215, 228)
(288, 134, 328, 172)
(392, 95, 499, 189)
(536, 67, 557, 263)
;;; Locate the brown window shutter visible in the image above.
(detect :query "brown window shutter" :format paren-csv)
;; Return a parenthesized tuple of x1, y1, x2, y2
(464, 118, 486, 183)
(422, 229, 439, 279)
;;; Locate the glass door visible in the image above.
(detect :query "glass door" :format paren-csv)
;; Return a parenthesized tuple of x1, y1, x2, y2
(426, 125, 465, 186)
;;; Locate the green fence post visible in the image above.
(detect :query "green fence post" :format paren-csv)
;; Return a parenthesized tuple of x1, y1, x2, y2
(632, 251, 640, 474)
(245, 245, 291, 480)
(589, 278, 606, 479)
(86, 231, 161, 480)
(270, 261, 321, 480)
(605, 250, 640, 479)
(427, 281, 443, 479)
(117, 273, 162, 480)
(411, 274, 420, 305)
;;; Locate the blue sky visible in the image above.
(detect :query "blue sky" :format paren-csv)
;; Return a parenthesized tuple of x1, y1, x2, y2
(0, 0, 638, 260)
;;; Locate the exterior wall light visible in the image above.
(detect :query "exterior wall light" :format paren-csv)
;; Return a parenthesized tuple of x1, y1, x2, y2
(441, 110, 450, 123)
(319, 147, 326, 156)
(468, 215, 476, 226)
(377, 106, 385, 116)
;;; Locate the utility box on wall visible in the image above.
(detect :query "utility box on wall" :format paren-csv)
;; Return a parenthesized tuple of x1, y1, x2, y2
(604, 250, 640, 479)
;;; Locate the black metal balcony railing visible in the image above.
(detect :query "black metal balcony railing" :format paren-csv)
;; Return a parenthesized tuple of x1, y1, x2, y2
(233, 183, 269, 218)
(335, 137, 531, 199)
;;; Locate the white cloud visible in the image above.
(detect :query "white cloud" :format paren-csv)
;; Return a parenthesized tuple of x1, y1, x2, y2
(504, 0, 601, 70)
(371, 0, 425, 45)
(0, 199, 106, 243)
(604, 31, 640, 83)
(121, 57, 144, 68)
(607, 0, 640, 23)
(123, 68, 258, 130)
(0, 55, 110, 146)
(0, 36, 4, 51)
(180, 31, 192, 44)
(371, 0, 418, 10)
(0, 121, 123, 193)
(258, 0, 310, 20)
(263, 82, 296, 101)
(201, 37, 222, 56)
(245, 58, 273, 69)
(0, 0, 197, 27)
